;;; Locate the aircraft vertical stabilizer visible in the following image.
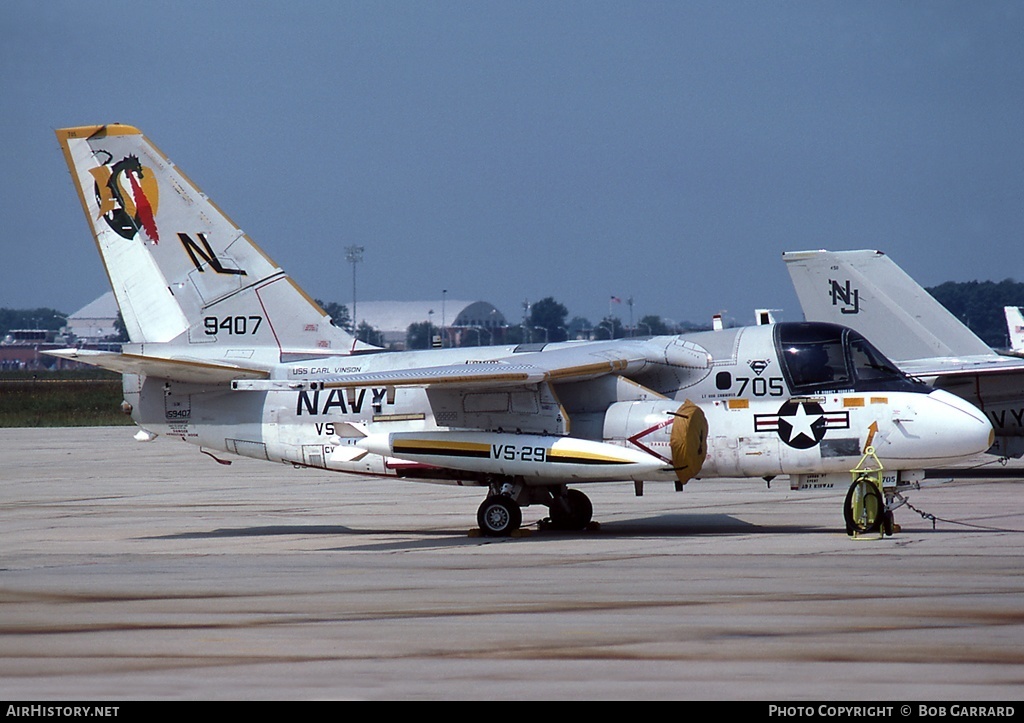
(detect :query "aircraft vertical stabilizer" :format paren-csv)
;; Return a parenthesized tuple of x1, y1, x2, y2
(1005, 307, 1024, 355)
(783, 249, 994, 363)
(56, 124, 375, 355)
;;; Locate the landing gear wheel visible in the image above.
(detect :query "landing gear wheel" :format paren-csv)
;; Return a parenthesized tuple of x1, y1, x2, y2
(844, 475, 884, 536)
(477, 495, 522, 537)
(547, 489, 593, 531)
(882, 509, 895, 537)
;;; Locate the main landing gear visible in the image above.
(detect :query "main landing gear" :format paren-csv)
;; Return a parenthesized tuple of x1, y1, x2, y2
(542, 488, 594, 532)
(477, 495, 522, 537)
(475, 482, 594, 537)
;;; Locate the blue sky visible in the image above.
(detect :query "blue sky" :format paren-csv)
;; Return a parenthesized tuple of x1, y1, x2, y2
(2, 1, 1022, 329)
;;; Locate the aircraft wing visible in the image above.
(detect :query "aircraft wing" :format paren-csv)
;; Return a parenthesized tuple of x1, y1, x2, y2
(46, 348, 269, 384)
(323, 361, 548, 388)
(226, 341, 674, 439)
(235, 355, 639, 394)
(313, 340, 667, 390)
(897, 354, 1024, 380)
(319, 358, 636, 390)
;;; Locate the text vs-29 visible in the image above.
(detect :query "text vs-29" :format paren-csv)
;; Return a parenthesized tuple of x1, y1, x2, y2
(492, 444, 547, 462)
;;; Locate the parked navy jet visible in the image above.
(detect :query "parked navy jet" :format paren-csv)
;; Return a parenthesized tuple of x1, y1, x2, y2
(785, 249, 1024, 458)
(51, 126, 993, 536)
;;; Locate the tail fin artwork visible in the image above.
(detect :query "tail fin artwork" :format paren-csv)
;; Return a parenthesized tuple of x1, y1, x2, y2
(782, 249, 994, 363)
(1005, 307, 1024, 356)
(55, 125, 376, 371)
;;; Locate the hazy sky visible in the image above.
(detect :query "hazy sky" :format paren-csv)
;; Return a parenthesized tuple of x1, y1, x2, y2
(2, 1, 1022, 329)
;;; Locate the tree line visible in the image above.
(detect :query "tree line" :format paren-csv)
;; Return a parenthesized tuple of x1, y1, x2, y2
(367, 296, 709, 349)
(321, 285, 1024, 350)
(0, 308, 67, 336)
(312, 297, 702, 349)
(926, 279, 1024, 349)
(5, 280, 1024, 350)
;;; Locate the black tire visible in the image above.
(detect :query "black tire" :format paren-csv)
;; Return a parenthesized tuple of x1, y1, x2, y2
(477, 495, 522, 537)
(882, 509, 895, 537)
(547, 489, 593, 531)
(844, 476, 883, 536)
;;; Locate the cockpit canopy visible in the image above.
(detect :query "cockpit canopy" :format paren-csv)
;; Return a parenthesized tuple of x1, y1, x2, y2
(774, 322, 925, 394)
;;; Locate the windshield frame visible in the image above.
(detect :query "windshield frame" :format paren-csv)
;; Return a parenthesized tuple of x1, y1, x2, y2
(774, 322, 926, 395)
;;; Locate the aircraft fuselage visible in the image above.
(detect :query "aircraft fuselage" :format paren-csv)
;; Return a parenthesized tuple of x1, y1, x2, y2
(125, 323, 993, 486)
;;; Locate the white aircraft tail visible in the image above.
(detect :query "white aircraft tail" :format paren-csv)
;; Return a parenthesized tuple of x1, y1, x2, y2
(56, 124, 374, 355)
(1005, 306, 1024, 355)
(782, 249, 994, 362)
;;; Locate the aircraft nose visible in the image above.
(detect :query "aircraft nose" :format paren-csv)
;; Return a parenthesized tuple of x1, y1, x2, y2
(920, 389, 994, 459)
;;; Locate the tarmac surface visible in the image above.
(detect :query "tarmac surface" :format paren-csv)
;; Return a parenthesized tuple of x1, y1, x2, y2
(1, 426, 1023, 700)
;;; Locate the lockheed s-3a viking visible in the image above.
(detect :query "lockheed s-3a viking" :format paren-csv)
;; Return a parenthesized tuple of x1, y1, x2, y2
(50, 125, 994, 537)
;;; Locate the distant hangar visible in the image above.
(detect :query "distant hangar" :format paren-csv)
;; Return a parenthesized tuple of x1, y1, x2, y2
(356, 300, 508, 348)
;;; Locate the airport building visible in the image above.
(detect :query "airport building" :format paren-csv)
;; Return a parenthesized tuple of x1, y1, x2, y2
(0, 330, 69, 370)
(0, 292, 122, 370)
(355, 300, 508, 349)
(64, 291, 120, 345)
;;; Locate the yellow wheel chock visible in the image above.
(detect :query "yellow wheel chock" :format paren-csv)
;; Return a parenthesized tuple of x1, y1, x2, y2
(844, 446, 896, 538)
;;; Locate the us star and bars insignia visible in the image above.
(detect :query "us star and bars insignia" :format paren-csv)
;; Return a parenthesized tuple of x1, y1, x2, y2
(754, 400, 850, 449)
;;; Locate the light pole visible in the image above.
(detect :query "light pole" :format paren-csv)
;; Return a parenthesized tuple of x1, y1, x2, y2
(467, 326, 490, 347)
(441, 289, 447, 348)
(345, 245, 364, 334)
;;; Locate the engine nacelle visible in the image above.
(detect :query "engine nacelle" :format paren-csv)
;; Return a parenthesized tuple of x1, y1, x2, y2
(602, 399, 708, 485)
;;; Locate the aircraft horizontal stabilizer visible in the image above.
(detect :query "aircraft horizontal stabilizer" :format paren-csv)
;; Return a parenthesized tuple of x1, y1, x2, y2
(45, 348, 268, 384)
